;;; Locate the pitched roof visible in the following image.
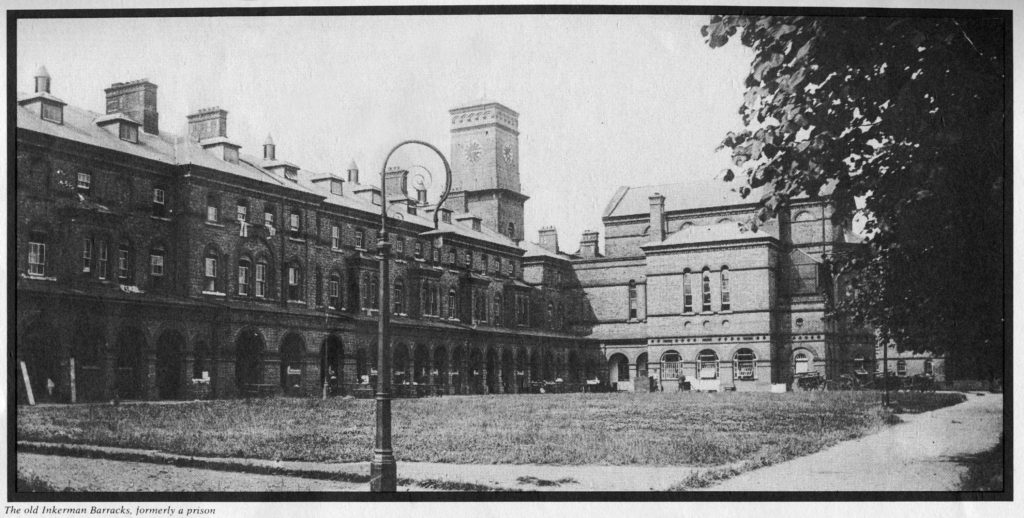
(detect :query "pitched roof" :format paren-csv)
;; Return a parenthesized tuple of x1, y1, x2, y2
(520, 240, 575, 261)
(642, 220, 775, 249)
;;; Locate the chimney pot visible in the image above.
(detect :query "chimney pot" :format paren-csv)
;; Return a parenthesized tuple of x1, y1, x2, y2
(263, 134, 276, 160)
(34, 66, 51, 94)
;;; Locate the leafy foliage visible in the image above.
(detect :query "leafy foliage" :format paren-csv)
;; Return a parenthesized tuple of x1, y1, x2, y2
(702, 15, 1007, 378)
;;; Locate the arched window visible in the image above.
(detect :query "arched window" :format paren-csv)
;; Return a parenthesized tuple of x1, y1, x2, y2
(896, 359, 907, 377)
(682, 270, 693, 313)
(286, 261, 302, 301)
(734, 348, 757, 380)
(507, 222, 516, 239)
(697, 350, 719, 379)
(326, 271, 339, 308)
(237, 258, 251, 296)
(493, 293, 503, 326)
(628, 280, 638, 320)
(393, 278, 405, 314)
(720, 266, 731, 311)
(255, 258, 268, 298)
(794, 210, 814, 222)
(794, 351, 810, 374)
(716, 217, 734, 224)
(701, 268, 712, 312)
(547, 302, 554, 328)
(420, 281, 430, 316)
(661, 351, 682, 380)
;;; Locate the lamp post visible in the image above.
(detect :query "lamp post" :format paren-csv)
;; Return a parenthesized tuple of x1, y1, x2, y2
(370, 140, 452, 492)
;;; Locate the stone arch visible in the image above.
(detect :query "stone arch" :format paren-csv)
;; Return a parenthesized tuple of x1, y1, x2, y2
(114, 326, 148, 400)
(542, 348, 555, 381)
(155, 329, 186, 399)
(413, 343, 430, 384)
(393, 342, 411, 385)
(72, 315, 106, 402)
(235, 328, 265, 393)
(567, 349, 581, 383)
(608, 353, 629, 383)
(450, 345, 465, 394)
(636, 352, 649, 379)
(432, 344, 448, 389)
(501, 348, 514, 393)
(514, 347, 528, 392)
(322, 333, 344, 393)
(19, 317, 64, 403)
(280, 332, 305, 395)
(468, 347, 484, 394)
(792, 347, 817, 375)
(528, 347, 541, 385)
(485, 348, 499, 394)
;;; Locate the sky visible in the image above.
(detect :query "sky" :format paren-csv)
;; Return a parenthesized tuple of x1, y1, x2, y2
(16, 15, 754, 252)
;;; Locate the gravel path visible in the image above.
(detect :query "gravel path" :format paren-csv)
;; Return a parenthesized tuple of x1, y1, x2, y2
(702, 392, 1003, 491)
(17, 453, 370, 492)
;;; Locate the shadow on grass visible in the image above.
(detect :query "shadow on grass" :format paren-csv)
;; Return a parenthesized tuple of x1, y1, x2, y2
(516, 476, 579, 488)
(953, 434, 1004, 491)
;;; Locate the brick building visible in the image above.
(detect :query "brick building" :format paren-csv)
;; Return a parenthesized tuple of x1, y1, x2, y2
(15, 68, 599, 403)
(571, 174, 893, 391)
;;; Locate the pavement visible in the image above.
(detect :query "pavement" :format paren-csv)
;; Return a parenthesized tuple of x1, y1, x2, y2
(702, 392, 1004, 491)
(15, 392, 1003, 492)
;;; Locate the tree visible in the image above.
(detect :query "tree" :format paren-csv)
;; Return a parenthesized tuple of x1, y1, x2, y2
(702, 15, 1007, 380)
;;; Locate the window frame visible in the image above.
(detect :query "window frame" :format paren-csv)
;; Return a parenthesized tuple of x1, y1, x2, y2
(27, 233, 46, 276)
(734, 349, 757, 381)
(204, 254, 218, 292)
(697, 350, 719, 380)
(41, 101, 63, 123)
(117, 243, 132, 281)
(238, 259, 251, 296)
(81, 237, 93, 273)
(150, 250, 165, 277)
(331, 225, 341, 250)
(76, 171, 92, 192)
(255, 261, 267, 298)
(627, 280, 638, 320)
(701, 268, 712, 312)
(720, 266, 731, 311)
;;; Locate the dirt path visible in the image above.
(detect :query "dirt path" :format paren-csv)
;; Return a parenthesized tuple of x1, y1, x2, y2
(702, 392, 1004, 491)
(17, 453, 370, 492)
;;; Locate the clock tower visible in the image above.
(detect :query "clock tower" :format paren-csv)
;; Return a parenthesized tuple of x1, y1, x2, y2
(447, 101, 528, 242)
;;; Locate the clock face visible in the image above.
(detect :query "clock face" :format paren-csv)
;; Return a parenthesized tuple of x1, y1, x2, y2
(502, 143, 515, 166)
(464, 140, 483, 163)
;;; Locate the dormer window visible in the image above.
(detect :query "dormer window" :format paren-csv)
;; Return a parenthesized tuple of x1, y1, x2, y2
(41, 101, 63, 124)
(330, 179, 343, 196)
(285, 168, 298, 182)
(119, 122, 138, 143)
(441, 211, 452, 224)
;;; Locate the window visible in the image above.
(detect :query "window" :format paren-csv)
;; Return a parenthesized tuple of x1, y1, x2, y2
(76, 172, 91, 192)
(682, 270, 693, 313)
(355, 229, 365, 249)
(289, 211, 301, 235)
(432, 247, 440, 263)
(152, 188, 166, 217)
(331, 225, 341, 249)
(481, 254, 488, 272)
(414, 241, 423, 258)
(697, 350, 719, 379)
(493, 294, 503, 327)
(328, 273, 341, 308)
(393, 279, 405, 314)
(547, 302, 554, 328)
(734, 349, 757, 380)
(396, 237, 404, 255)
(97, 240, 109, 279)
(369, 275, 379, 309)
(237, 201, 248, 223)
(330, 179, 343, 196)
(28, 232, 46, 276)
(896, 359, 907, 377)
(662, 352, 682, 380)
(287, 264, 302, 301)
(150, 250, 164, 277)
(117, 244, 131, 281)
(204, 254, 218, 292)
(238, 260, 251, 296)
(628, 280, 638, 320)
(720, 267, 731, 311)
(701, 268, 712, 312)
(447, 289, 457, 319)
(924, 359, 933, 375)
(264, 207, 275, 228)
(206, 196, 219, 222)
(81, 238, 92, 273)
(794, 351, 810, 374)
(431, 283, 440, 316)
(507, 222, 516, 239)
(255, 261, 267, 298)
(119, 123, 138, 142)
(41, 102, 63, 123)
(464, 250, 472, 267)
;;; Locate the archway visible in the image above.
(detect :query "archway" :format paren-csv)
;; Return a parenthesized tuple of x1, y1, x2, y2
(468, 348, 483, 394)
(20, 319, 63, 403)
(485, 349, 499, 393)
(72, 318, 105, 402)
(636, 352, 649, 379)
(514, 349, 527, 392)
(413, 344, 430, 384)
(393, 343, 410, 385)
(450, 346, 465, 394)
(115, 327, 147, 400)
(567, 350, 581, 383)
(235, 329, 265, 393)
(542, 349, 554, 381)
(322, 334, 344, 394)
(608, 353, 629, 384)
(280, 333, 305, 395)
(501, 348, 514, 393)
(529, 349, 541, 385)
(155, 330, 185, 400)
(432, 345, 448, 389)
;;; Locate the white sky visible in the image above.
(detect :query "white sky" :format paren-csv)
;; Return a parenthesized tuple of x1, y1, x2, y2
(17, 15, 753, 251)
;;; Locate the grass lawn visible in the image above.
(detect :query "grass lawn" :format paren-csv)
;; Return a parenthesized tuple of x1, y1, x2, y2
(16, 391, 964, 468)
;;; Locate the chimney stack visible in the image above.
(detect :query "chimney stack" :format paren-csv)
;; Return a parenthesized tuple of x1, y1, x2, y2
(579, 230, 600, 258)
(649, 193, 666, 242)
(186, 107, 228, 142)
(263, 134, 276, 160)
(105, 79, 159, 135)
(347, 159, 360, 184)
(34, 66, 51, 94)
(384, 166, 408, 197)
(538, 226, 559, 253)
